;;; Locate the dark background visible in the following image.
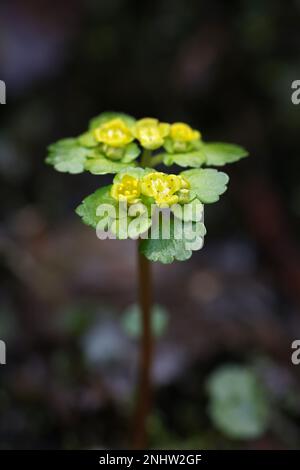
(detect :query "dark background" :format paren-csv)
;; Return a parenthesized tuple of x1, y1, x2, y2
(1, 0, 300, 449)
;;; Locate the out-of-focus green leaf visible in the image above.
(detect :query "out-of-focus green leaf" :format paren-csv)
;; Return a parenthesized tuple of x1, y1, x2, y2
(206, 365, 270, 439)
(122, 142, 141, 162)
(46, 138, 92, 174)
(121, 303, 169, 338)
(85, 157, 135, 175)
(163, 150, 206, 168)
(203, 142, 249, 166)
(56, 304, 96, 337)
(78, 131, 98, 148)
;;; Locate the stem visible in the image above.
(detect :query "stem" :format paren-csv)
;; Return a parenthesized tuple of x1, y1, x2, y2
(149, 153, 164, 168)
(140, 149, 152, 168)
(132, 240, 153, 449)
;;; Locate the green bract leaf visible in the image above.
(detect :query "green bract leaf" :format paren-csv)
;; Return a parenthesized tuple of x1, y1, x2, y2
(113, 166, 153, 183)
(122, 142, 141, 163)
(182, 169, 229, 203)
(171, 199, 204, 222)
(128, 216, 152, 239)
(46, 138, 92, 174)
(76, 186, 116, 228)
(109, 217, 131, 239)
(163, 149, 206, 168)
(88, 111, 136, 130)
(76, 184, 153, 239)
(203, 142, 248, 166)
(48, 138, 78, 152)
(77, 131, 98, 148)
(110, 215, 152, 239)
(140, 215, 206, 264)
(85, 157, 134, 175)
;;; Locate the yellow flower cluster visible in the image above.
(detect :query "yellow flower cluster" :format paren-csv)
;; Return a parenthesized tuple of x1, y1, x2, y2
(94, 118, 133, 148)
(131, 118, 170, 150)
(110, 175, 140, 204)
(111, 172, 190, 207)
(94, 117, 200, 150)
(170, 122, 201, 142)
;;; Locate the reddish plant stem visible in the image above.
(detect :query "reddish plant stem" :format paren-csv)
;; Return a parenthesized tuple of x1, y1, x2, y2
(132, 240, 153, 449)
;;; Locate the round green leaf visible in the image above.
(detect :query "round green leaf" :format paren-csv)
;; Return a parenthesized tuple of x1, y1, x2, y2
(122, 142, 141, 163)
(203, 142, 249, 166)
(77, 131, 98, 148)
(47, 138, 78, 152)
(182, 169, 229, 203)
(206, 365, 270, 440)
(140, 216, 206, 264)
(85, 157, 134, 175)
(76, 186, 116, 228)
(163, 150, 206, 168)
(171, 199, 204, 222)
(46, 139, 92, 174)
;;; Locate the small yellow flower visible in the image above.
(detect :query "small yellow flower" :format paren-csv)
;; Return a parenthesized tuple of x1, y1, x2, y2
(94, 118, 134, 148)
(111, 175, 140, 204)
(132, 118, 170, 150)
(178, 175, 190, 189)
(141, 172, 184, 207)
(177, 189, 190, 204)
(170, 122, 201, 142)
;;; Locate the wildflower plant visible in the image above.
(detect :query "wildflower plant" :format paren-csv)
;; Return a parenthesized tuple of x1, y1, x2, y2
(46, 112, 247, 263)
(46, 111, 248, 447)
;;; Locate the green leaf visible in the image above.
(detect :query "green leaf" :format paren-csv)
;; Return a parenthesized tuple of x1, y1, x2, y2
(76, 185, 152, 238)
(163, 137, 176, 154)
(163, 137, 195, 154)
(110, 215, 152, 240)
(113, 166, 153, 183)
(46, 138, 92, 174)
(203, 142, 249, 166)
(85, 157, 135, 175)
(48, 138, 78, 152)
(75, 186, 116, 228)
(163, 150, 206, 168)
(109, 201, 152, 239)
(206, 365, 270, 439)
(182, 169, 229, 203)
(171, 199, 204, 222)
(109, 217, 131, 239)
(101, 146, 125, 161)
(121, 304, 169, 338)
(77, 131, 98, 148)
(128, 215, 152, 239)
(89, 111, 136, 130)
(140, 215, 206, 264)
(122, 142, 141, 163)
